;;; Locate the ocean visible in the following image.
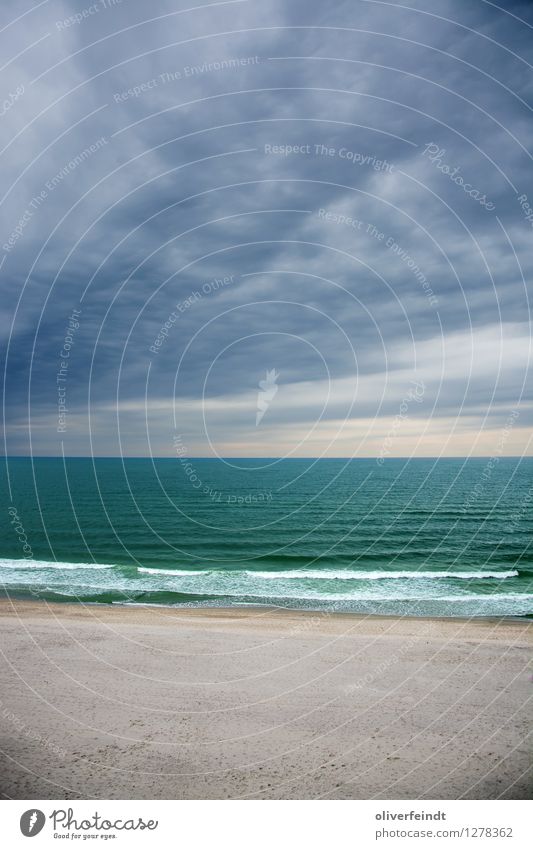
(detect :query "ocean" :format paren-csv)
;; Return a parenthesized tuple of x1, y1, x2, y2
(1, 457, 532, 617)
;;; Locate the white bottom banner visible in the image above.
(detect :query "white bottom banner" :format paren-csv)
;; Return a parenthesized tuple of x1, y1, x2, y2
(2, 800, 530, 848)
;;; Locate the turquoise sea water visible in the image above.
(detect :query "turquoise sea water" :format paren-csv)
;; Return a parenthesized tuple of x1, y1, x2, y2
(1, 457, 532, 617)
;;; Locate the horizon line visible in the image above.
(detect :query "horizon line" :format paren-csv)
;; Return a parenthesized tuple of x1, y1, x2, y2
(2, 455, 531, 461)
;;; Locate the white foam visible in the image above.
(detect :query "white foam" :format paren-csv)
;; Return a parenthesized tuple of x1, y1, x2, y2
(0, 558, 116, 571)
(137, 567, 212, 577)
(185, 589, 533, 603)
(246, 569, 519, 581)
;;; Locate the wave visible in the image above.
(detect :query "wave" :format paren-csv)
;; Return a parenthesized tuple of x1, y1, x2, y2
(246, 569, 519, 581)
(20, 584, 531, 605)
(154, 589, 533, 602)
(137, 566, 212, 577)
(134, 567, 520, 581)
(0, 558, 116, 571)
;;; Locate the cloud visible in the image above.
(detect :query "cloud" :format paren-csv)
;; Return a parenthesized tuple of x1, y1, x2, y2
(1, 0, 531, 456)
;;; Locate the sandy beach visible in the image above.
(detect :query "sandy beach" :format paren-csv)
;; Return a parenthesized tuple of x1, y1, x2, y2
(0, 600, 530, 800)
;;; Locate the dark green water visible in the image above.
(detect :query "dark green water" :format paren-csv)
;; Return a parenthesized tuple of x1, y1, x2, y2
(1, 457, 532, 616)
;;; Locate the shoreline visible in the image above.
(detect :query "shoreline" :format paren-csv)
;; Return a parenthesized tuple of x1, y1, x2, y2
(0, 597, 531, 627)
(0, 598, 530, 799)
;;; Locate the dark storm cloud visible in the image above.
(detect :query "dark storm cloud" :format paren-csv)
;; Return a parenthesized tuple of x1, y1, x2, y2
(1, 0, 531, 455)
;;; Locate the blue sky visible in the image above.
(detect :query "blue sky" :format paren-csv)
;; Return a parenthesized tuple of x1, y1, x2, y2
(1, 0, 532, 457)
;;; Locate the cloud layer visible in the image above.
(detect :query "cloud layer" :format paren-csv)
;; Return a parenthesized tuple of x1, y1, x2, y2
(1, 0, 532, 457)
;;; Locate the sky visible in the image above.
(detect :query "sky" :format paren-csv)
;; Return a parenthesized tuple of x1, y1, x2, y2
(1, 0, 532, 458)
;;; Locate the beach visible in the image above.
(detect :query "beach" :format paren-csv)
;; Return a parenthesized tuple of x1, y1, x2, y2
(0, 600, 530, 800)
